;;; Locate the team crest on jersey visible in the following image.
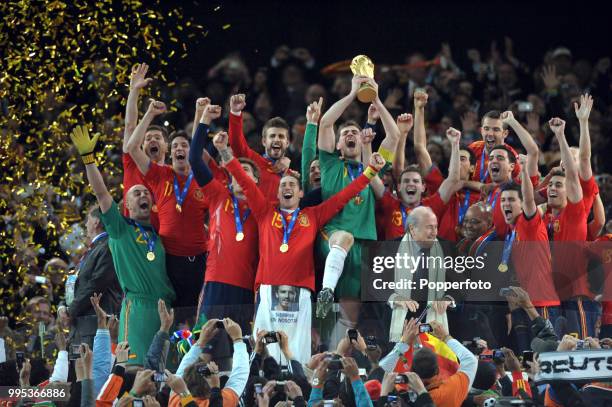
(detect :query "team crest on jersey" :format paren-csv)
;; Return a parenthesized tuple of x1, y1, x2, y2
(298, 213, 310, 227)
(354, 196, 364, 205)
(193, 189, 204, 201)
(553, 219, 560, 233)
(152, 204, 158, 213)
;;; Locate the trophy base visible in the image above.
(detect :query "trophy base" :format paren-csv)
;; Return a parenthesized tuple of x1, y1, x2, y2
(357, 85, 377, 103)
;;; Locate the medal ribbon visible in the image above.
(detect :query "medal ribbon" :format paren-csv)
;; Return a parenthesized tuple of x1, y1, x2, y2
(127, 219, 157, 255)
(173, 171, 194, 209)
(487, 189, 500, 209)
(457, 189, 471, 225)
(279, 208, 300, 247)
(479, 153, 489, 182)
(400, 204, 409, 232)
(347, 162, 365, 202)
(230, 189, 251, 237)
(499, 228, 516, 269)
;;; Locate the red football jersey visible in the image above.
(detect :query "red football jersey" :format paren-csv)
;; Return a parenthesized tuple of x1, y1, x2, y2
(511, 213, 560, 307)
(376, 191, 446, 240)
(229, 112, 283, 203)
(490, 175, 539, 239)
(468, 141, 521, 183)
(201, 180, 258, 290)
(144, 163, 209, 256)
(544, 201, 592, 300)
(122, 153, 160, 230)
(225, 159, 371, 291)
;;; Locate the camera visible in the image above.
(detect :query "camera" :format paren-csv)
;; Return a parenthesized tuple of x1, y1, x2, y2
(254, 383, 263, 395)
(522, 350, 534, 368)
(323, 401, 335, 407)
(394, 374, 407, 384)
(517, 101, 534, 113)
(347, 329, 358, 342)
(326, 354, 343, 370)
(419, 324, 432, 333)
(264, 331, 278, 344)
(275, 381, 286, 393)
(16, 351, 25, 368)
(215, 320, 225, 329)
(365, 336, 377, 350)
(69, 344, 81, 360)
(153, 372, 167, 382)
(197, 365, 212, 377)
(576, 340, 588, 350)
(132, 400, 144, 407)
(499, 288, 515, 297)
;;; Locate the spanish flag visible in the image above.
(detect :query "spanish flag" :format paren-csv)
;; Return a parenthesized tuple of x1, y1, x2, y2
(394, 333, 459, 379)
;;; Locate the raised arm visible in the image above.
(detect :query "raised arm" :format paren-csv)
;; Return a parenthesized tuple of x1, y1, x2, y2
(214, 132, 268, 217)
(519, 156, 537, 217)
(70, 126, 112, 213)
(372, 86, 401, 163)
(361, 104, 380, 165)
(437, 127, 463, 203)
(318, 75, 367, 153)
(123, 63, 153, 152)
(393, 113, 413, 181)
(228, 93, 252, 158)
(126, 99, 167, 175)
(189, 104, 222, 187)
(501, 111, 538, 177)
(191, 97, 210, 138)
(574, 93, 594, 180)
(413, 90, 432, 171)
(549, 118, 582, 203)
(360, 126, 385, 199)
(302, 98, 322, 190)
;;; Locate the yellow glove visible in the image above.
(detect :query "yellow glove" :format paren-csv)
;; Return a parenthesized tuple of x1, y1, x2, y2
(70, 125, 99, 165)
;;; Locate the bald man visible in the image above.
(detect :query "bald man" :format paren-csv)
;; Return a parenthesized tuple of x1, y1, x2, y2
(70, 125, 175, 365)
(388, 207, 456, 340)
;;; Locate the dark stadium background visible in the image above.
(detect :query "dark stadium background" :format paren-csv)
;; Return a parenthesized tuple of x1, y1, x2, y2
(159, 0, 611, 76)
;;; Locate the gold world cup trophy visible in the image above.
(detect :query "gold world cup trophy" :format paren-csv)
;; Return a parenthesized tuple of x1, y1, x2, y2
(350, 55, 376, 103)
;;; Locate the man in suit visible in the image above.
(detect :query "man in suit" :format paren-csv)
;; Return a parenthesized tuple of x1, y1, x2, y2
(57, 205, 122, 347)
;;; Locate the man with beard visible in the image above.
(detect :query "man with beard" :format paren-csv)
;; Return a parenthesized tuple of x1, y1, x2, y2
(228, 93, 292, 202)
(69, 125, 175, 366)
(499, 161, 561, 352)
(127, 100, 209, 308)
(314, 75, 401, 330)
(544, 118, 597, 338)
(468, 111, 521, 183)
(213, 131, 385, 363)
(122, 63, 167, 229)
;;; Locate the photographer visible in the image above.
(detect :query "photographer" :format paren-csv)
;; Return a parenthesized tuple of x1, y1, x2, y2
(168, 318, 248, 407)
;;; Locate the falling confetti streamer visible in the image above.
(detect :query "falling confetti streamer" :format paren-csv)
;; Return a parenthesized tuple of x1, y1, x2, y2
(0, 0, 204, 337)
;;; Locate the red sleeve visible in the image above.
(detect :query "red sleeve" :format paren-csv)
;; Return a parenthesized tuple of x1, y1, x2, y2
(580, 176, 598, 212)
(229, 112, 256, 160)
(209, 158, 229, 184)
(422, 192, 447, 221)
(511, 370, 533, 398)
(225, 158, 269, 219)
(424, 165, 444, 196)
(314, 173, 372, 226)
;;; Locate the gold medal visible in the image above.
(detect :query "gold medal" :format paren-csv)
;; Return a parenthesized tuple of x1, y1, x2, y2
(235, 232, 244, 241)
(498, 263, 508, 272)
(147, 251, 155, 261)
(176, 204, 182, 213)
(280, 243, 289, 253)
